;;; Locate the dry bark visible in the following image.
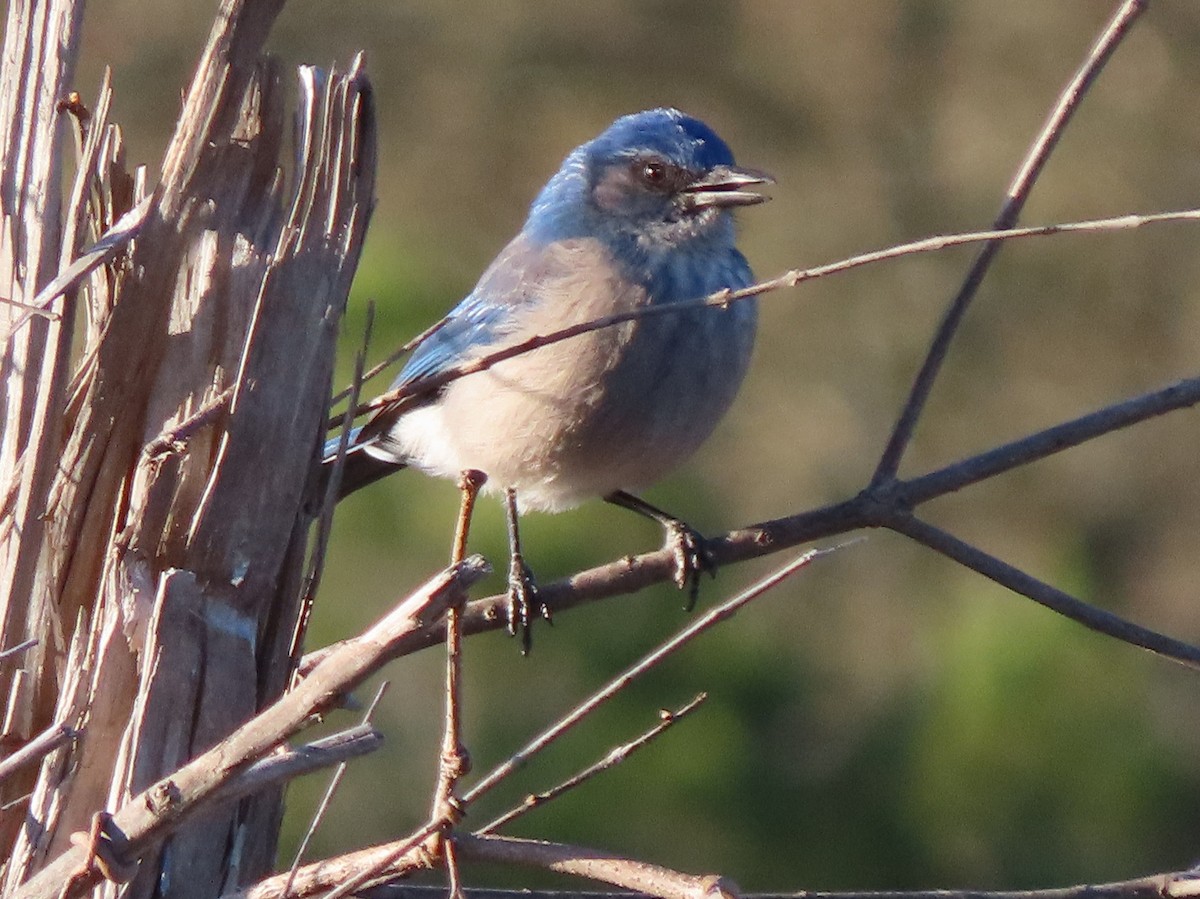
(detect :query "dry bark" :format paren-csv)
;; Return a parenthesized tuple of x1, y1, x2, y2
(0, 0, 377, 894)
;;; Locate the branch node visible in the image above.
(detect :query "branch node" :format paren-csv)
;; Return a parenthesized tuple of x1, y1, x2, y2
(698, 874, 742, 899)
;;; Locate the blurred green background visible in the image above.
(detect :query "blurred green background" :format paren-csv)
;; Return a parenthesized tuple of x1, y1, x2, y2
(76, 0, 1200, 890)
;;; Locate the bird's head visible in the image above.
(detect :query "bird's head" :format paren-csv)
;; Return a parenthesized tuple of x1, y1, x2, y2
(528, 108, 772, 250)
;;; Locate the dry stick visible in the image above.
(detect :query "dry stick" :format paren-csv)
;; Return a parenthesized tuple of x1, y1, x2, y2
(293, 302, 376, 671)
(0, 637, 36, 664)
(462, 547, 837, 807)
(142, 386, 235, 458)
(327, 314, 450, 410)
(401, 373, 1200, 671)
(455, 833, 737, 899)
(339, 203, 1200, 430)
(213, 723, 383, 809)
(885, 515, 1200, 670)
(0, 721, 77, 785)
(261, 818, 445, 899)
(13, 558, 489, 899)
(284, 685, 391, 896)
(476, 692, 708, 835)
(265, 550, 834, 899)
(347, 869, 1200, 899)
(1, 195, 153, 336)
(432, 470, 487, 899)
(896, 373, 1200, 507)
(0, 790, 33, 813)
(871, 0, 1147, 485)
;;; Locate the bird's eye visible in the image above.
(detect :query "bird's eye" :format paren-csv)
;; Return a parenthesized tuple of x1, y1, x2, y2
(636, 158, 670, 188)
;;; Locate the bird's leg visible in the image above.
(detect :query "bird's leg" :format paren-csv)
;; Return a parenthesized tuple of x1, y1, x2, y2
(605, 490, 716, 609)
(504, 488, 545, 653)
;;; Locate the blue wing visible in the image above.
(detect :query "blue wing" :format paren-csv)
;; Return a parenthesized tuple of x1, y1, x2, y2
(393, 232, 548, 390)
(393, 292, 512, 388)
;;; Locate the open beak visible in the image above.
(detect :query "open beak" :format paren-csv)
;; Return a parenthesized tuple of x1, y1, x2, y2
(680, 164, 774, 210)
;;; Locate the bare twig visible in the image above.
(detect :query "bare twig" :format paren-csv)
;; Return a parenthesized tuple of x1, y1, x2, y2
(885, 515, 1200, 669)
(431, 470, 487, 899)
(454, 833, 738, 899)
(0, 638, 36, 665)
(285, 684, 391, 894)
(214, 723, 383, 808)
(1, 196, 152, 336)
(293, 302, 376, 671)
(0, 790, 32, 813)
(246, 819, 444, 899)
(342, 870, 1200, 899)
(339, 204, 1200, 429)
(246, 551, 830, 899)
(896, 374, 1200, 507)
(463, 548, 838, 806)
(451, 470, 486, 566)
(477, 692, 708, 835)
(357, 374, 1200, 672)
(327, 315, 450, 409)
(142, 387, 235, 459)
(0, 721, 77, 784)
(871, 0, 1148, 484)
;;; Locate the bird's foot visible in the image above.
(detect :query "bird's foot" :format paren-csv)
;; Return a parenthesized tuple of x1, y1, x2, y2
(506, 552, 547, 653)
(663, 519, 717, 610)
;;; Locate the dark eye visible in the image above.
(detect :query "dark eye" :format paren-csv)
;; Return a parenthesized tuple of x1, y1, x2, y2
(635, 158, 670, 189)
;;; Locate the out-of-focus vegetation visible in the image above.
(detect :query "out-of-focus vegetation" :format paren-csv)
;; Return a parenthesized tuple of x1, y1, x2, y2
(74, 0, 1200, 889)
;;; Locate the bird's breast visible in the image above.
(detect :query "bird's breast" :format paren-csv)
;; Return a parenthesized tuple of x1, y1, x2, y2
(392, 238, 756, 511)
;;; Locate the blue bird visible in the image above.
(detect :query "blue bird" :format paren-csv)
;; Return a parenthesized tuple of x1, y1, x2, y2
(326, 108, 771, 648)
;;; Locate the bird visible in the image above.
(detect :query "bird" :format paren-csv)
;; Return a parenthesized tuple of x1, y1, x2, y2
(325, 108, 771, 649)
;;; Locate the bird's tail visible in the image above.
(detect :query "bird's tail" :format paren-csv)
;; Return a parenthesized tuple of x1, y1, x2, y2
(321, 429, 407, 499)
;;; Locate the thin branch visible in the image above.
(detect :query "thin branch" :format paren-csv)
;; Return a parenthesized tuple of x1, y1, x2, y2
(314, 821, 445, 899)
(142, 387, 235, 459)
(897, 374, 1200, 507)
(871, 0, 1147, 485)
(477, 692, 708, 835)
(294, 301, 376, 669)
(345, 870, 1200, 899)
(462, 548, 837, 806)
(242, 551, 830, 899)
(454, 833, 738, 899)
(240, 819, 443, 899)
(214, 723, 384, 808)
(430, 471, 488, 896)
(327, 314, 450, 408)
(0, 721, 78, 784)
(338, 203, 1200, 429)
(885, 515, 1200, 669)
(1, 195, 153, 336)
(355, 372, 1200, 674)
(0, 637, 37, 664)
(239, 776, 735, 899)
(285, 684, 391, 893)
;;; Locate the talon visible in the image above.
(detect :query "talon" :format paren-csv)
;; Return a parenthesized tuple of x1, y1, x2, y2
(507, 553, 539, 653)
(663, 520, 717, 611)
(604, 491, 718, 611)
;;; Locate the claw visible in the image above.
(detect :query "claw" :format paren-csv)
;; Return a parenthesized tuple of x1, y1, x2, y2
(506, 551, 539, 654)
(605, 490, 719, 610)
(663, 519, 717, 610)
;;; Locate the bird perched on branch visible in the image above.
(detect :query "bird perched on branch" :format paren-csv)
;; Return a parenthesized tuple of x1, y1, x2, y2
(325, 108, 771, 649)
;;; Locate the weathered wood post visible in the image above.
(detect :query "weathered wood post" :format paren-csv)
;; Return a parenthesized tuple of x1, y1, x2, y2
(0, 0, 376, 893)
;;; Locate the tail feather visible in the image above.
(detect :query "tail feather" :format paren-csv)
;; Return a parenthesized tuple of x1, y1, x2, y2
(322, 435, 407, 500)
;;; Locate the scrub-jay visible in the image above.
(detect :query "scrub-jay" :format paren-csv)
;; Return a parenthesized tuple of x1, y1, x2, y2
(326, 108, 771, 648)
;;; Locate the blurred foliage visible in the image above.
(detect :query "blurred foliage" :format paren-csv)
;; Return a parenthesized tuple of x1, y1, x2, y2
(71, 0, 1200, 890)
